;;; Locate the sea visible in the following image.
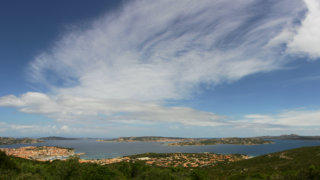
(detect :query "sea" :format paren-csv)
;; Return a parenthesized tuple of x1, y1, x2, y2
(1, 139, 320, 160)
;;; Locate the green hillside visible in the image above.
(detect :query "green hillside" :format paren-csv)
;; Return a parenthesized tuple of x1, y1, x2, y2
(1, 146, 320, 179)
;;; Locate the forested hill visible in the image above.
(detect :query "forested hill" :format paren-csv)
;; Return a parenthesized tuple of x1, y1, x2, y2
(1, 146, 320, 179)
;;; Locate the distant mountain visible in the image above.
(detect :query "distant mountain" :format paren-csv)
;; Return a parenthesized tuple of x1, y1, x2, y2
(260, 134, 320, 140)
(38, 136, 79, 140)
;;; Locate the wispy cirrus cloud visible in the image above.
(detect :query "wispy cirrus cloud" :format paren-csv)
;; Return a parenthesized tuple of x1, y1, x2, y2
(28, 0, 306, 100)
(1, 0, 319, 132)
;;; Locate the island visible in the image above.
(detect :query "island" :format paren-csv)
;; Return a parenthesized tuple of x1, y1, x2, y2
(95, 135, 320, 145)
(168, 137, 273, 146)
(0, 137, 44, 145)
(38, 136, 79, 140)
(96, 136, 273, 145)
(259, 134, 320, 140)
(96, 136, 198, 142)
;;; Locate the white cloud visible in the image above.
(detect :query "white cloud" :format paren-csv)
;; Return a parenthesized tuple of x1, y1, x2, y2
(0, 122, 96, 137)
(1, 0, 319, 130)
(0, 121, 172, 137)
(0, 92, 226, 126)
(244, 109, 320, 127)
(287, 0, 320, 58)
(0, 122, 60, 136)
(28, 0, 305, 101)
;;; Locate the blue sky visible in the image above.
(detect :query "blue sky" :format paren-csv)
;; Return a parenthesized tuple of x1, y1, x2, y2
(1, 0, 320, 137)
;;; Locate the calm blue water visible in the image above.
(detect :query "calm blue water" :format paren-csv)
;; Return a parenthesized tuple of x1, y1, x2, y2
(1, 139, 320, 159)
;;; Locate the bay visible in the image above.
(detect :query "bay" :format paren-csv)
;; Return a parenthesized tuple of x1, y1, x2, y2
(1, 139, 320, 159)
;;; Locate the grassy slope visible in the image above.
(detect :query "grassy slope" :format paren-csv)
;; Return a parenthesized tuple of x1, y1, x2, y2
(203, 146, 320, 179)
(1, 146, 320, 179)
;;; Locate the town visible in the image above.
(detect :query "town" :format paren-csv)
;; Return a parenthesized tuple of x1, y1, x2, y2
(0, 146, 77, 161)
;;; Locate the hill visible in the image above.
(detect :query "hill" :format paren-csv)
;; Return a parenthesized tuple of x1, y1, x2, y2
(168, 137, 273, 146)
(0, 137, 44, 145)
(99, 136, 196, 142)
(260, 134, 320, 141)
(1, 146, 320, 179)
(38, 136, 79, 140)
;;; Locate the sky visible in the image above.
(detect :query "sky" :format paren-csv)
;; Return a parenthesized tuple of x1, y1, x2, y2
(0, 0, 320, 138)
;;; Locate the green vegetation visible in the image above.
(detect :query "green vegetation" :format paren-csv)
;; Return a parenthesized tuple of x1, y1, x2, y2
(169, 137, 273, 146)
(0, 137, 44, 145)
(2, 146, 320, 179)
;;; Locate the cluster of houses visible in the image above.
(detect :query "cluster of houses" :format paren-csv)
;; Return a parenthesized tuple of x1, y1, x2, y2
(79, 156, 131, 164)
(79, 153, 249, 168)
(138, 153, 250, 167)
(0, 146, 75, 161)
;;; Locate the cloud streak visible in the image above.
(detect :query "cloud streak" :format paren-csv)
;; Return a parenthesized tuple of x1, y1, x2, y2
(0, 92, 226, 126)
(29, 0, 306, 100)
(243, 109, 320, 127)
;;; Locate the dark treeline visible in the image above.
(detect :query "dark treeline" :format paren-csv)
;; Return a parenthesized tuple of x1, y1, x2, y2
(1, 146, 320, 179)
